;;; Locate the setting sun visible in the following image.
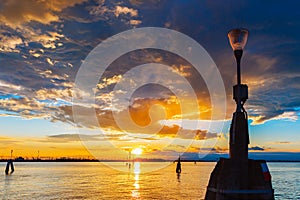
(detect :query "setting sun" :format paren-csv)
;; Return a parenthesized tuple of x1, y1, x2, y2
(132, 148, 143, 155)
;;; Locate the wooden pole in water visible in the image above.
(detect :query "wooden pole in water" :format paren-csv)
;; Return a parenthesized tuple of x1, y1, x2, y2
(5, 161, 10, 175)
(5, 150, 14, 175)
(10, 160, 14, 174)
(176, 156, 181, 174)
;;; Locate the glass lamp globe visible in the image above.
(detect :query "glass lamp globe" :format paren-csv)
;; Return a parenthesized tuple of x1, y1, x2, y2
(228, 28, 249, 51)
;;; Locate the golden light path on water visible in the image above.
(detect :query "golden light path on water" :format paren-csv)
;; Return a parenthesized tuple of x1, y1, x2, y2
(132, 162, 140, 199)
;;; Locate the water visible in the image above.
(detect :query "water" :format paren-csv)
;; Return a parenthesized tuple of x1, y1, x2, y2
(270, 163, 300, 200)
(0, 162, 299, 199)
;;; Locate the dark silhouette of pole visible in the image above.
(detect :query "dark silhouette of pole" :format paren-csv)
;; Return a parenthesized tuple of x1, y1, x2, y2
(176, 156, 181, 173)
(5, 150, 14, 175)
(205, 28, 274, 200)
(234, 49, 243, 112)
(230, 53, 249, 162)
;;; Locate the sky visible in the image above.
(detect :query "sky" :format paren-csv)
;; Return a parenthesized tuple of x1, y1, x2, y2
(0, 0, 300, 160)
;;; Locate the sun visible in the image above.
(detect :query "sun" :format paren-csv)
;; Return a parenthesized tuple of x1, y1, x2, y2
(132, 148, 143, 155)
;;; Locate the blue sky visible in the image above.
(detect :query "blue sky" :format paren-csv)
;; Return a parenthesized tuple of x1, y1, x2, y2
(0, 0, 300, 160)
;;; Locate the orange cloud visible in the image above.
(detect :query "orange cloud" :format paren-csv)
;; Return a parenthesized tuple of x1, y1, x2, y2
(0, 0, 86, 52)
(0, 0, 87, 28)
(55, 96, 218, 143)
(35, 88, 73, 102)
(0, 35, 23, 52)
(114, 6, 138, 17)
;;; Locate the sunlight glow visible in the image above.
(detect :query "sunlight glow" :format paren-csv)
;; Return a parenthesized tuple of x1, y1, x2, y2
(132, 148, 143, 155)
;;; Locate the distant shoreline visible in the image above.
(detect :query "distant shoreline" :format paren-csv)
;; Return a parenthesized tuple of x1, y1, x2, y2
(1, 159, 300, 162)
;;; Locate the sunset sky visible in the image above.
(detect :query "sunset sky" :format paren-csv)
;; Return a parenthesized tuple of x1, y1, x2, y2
(0, 0, 300, 160)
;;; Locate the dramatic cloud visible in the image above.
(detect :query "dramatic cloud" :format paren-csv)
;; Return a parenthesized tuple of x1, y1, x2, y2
(0, 0, 87, 28)
(52, 96, 218, 141)
(1, 0, 300, 157)
(0, 0, 88, 54)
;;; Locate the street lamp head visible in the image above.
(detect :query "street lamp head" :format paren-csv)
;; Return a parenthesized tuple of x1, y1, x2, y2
(228, 28, 249, 51)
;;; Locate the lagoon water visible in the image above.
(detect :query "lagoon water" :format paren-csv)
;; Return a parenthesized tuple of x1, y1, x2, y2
(0, 162, 299, 199)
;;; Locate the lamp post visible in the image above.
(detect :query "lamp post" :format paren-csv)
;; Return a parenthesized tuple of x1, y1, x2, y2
(205, 28, 274, 200)
(227, 28, 249, 162)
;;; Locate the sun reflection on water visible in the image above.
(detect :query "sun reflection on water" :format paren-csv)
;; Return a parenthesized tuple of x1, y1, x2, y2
(132, 162, 140, 199)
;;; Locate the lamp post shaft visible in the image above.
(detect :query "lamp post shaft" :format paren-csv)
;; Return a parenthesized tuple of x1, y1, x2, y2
(234, 49, 243, 112)
(230, 49, 248, 161)
(234, 50, 243, 86)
